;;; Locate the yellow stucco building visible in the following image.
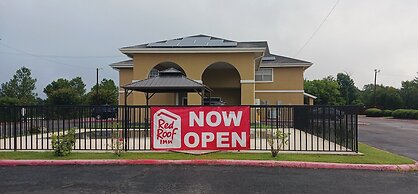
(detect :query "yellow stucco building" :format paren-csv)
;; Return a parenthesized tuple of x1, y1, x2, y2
(110, 35, 316, 106)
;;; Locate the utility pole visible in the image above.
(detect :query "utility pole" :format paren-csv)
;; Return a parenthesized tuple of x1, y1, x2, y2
(96, 68, 101, 105)
(373, 69, 380, 107)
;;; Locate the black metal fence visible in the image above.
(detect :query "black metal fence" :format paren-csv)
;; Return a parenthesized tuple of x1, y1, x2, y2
(0, 105, 360, 152)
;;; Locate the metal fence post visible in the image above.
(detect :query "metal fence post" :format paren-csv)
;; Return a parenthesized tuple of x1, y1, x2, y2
(355, 113, 359, 153)
(124, 105, 128, 151)
(13, 107, 17, 151)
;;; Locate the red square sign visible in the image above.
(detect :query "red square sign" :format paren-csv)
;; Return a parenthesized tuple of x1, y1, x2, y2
(151, 106, 250, 150)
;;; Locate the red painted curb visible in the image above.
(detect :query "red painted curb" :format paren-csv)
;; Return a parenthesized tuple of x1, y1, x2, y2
(0, 159, 417, 171)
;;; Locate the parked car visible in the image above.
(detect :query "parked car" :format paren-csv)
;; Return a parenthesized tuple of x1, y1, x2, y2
(311, 107, 345, 120)
(91, 106, 117, 120)
(203, 97, 226, 105)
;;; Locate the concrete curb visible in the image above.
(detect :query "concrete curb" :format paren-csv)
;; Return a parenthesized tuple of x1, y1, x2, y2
(0, 159, 417, 171)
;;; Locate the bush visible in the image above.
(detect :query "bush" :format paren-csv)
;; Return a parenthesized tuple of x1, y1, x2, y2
(392, 109, 418, 119)
(267, 129, 289, 157)
(51, 128, 76, 156)
(382, 110, 393, 117)
(365, 108, 383, 117)
(29, 127, 42, 134)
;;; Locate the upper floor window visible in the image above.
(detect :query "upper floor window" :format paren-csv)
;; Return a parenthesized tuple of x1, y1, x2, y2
(255, 68, 273, 82)
(148, 68, 159, 78)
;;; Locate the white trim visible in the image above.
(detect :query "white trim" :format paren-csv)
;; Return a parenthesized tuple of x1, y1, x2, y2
(119, 90, 125, 94)
(194, 80, 203, 84)
(120, 47, 265, 54)
(260, 64, 312, 68)
(132, 80, 139, 83)
(255, 90, 304, 93)
(304, 92, 318, 99)
(110, 64, 133, 68)
(240, 80, 255, 84)
(255, 81, 274, 83)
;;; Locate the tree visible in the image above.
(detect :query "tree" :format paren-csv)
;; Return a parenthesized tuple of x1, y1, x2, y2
(337, 73, 361, 105)
(361, 84, 403, 110)
(44, 77, 86, 105)
(87, 78, 118, 105)
(304, 76, 344, 105)
(0, 67, 37, 105)
(0, 96, 20, 106)
(400, 74, 418, 109)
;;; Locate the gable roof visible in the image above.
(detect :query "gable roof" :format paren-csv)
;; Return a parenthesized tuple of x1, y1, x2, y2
(109, 59, 133, 70)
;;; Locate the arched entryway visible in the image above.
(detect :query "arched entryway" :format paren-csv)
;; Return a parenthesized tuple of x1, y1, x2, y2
(149, 62, 188, 105)
(202, 62, 241, 105)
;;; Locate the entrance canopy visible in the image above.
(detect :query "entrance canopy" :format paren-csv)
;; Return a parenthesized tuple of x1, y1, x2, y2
(122, 68, 212, 105)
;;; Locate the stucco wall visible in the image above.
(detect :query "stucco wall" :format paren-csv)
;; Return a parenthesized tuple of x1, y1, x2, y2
(127, 52, 255, 105)
(117, 54, 306, 105)
(254, 67, 305, 105)
(255, 92, 304, 105)
(255, 67, 304, 90)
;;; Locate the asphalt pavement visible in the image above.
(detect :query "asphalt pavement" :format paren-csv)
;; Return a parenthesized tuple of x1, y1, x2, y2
(0, 165, 417, 194)
(359, 116, 418, 160)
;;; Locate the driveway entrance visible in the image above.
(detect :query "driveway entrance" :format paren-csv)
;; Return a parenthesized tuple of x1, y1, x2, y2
(359, 116, 418, 160)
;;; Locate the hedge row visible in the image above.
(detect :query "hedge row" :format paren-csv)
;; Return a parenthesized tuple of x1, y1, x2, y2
(365, 108, 418, 119)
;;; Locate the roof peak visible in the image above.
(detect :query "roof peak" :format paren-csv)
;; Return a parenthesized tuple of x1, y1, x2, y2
(159, 68, 184, 76)
(145, 34, 237, 48)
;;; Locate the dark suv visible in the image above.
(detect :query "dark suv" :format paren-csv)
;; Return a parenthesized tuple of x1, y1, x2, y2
(91, 106, 117, 120)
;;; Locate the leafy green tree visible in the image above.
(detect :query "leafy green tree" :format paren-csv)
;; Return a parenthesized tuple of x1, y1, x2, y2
(337, 73, 361, 105)
(400, 74, 418, 109)
(361, 84, 403, 110)
(87, 78, 118, 105)
(44, 77, 86, 105)
(304, 76, 344, 105)
(0, 67, 37, 105)
(0, 96, 20, 106)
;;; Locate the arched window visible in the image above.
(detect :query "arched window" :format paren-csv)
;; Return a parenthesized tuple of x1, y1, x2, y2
(148, 68, 159, 78)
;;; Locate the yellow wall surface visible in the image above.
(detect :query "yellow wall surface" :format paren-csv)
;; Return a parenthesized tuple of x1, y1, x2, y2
(116, 53, 307, 105)
(255, 67, 304, 90)
(253, 67, 305, 105)
(133, 53, 255, 81)
(125, 53, 256, 105)
(255, 92, 304, 105)
(119, 68, 134, 105)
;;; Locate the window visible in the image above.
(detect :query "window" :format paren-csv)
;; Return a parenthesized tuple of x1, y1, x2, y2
(255, 68, 273, 82)
(148, 68, 159, 78)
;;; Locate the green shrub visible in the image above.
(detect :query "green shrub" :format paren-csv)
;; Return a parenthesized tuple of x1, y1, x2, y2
(382, 110, 393, 117)
(405, 110, 414, 119)
(365, 108, 383, 117)
(29, 127, 42, 134)
(392, 109, 406, 119)
(51, 128, 76, 156)
(392, 109, 418, 119)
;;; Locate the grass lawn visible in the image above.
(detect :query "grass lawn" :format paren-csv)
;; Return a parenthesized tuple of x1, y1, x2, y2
(0, 143, 415, 165)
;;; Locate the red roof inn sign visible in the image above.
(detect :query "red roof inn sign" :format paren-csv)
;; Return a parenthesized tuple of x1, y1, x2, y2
(151, 106, 250, 150)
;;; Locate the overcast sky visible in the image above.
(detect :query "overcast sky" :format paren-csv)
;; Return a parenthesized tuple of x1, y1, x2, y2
(1, 0, 417, 98)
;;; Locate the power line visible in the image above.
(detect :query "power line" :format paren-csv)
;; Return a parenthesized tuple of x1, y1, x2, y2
(0, 42, 122, 70)
(0, 51, 124, 58)
(0, 44, 124, 58)
(294, 0, 340, 57)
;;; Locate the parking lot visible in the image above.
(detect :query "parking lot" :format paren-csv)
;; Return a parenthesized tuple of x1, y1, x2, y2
(359, 116, 418, 160)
